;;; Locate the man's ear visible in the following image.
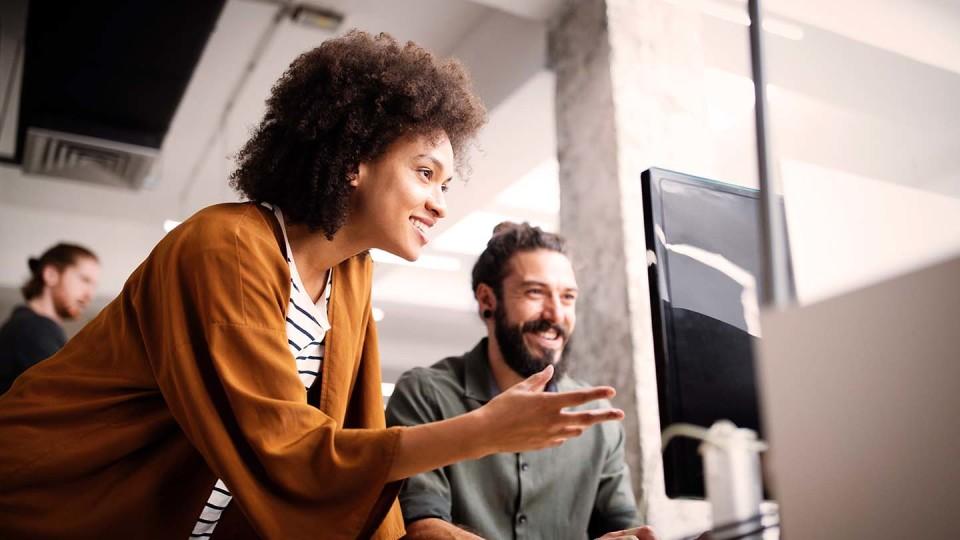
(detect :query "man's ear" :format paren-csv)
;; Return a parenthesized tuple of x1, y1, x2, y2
(41, 265, 61, 288)
(475, 283, 497, 319)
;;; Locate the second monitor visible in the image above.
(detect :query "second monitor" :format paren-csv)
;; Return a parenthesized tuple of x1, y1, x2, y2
(641, 167, 793, 499)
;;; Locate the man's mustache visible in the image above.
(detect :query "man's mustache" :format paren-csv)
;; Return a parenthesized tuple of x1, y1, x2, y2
(520, 318, 568, 341)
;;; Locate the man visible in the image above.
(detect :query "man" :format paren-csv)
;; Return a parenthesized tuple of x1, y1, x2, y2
(0, 243, 99, 394)
(387, 223, 656, 540)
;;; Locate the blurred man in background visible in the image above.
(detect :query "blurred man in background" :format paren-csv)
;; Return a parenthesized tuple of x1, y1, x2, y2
(0, 243, 99, 394)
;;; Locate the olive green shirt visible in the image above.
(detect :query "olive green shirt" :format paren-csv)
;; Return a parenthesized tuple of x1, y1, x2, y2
(386, 339, 638, 540)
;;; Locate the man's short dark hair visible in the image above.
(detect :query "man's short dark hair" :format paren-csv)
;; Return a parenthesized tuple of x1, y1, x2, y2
(230, 30, 487, 239)
(21, 243, 98, 300)
(471, 222, 567, 299)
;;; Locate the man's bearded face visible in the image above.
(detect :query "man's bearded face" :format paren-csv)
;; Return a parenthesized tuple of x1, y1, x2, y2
(493, 302, 572, 380)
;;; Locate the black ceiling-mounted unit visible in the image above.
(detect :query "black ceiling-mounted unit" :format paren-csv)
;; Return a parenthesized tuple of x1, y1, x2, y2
(14, 0, 225, 188)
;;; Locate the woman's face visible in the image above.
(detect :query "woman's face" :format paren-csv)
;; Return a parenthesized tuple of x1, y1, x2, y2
(352, 132, 454, 261)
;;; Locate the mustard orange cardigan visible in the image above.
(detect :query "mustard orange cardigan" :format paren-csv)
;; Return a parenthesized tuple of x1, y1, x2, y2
(0, 203, 406, 539)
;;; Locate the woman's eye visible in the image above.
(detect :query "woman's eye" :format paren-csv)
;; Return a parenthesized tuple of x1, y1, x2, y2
(418, 168, 433, 181)
(441, 182, 450, 193)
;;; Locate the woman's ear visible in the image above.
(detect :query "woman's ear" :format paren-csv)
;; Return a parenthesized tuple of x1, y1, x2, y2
(350, 164, 365, 188)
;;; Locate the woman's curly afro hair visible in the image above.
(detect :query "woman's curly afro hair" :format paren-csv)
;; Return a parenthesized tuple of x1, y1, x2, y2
(230, 30, 487, 238)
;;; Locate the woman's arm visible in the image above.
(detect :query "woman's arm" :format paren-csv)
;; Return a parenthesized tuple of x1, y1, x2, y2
(388, 365, 624, 482)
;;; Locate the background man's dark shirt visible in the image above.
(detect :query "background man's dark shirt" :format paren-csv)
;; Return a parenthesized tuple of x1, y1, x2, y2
(0, 306, 66, 394)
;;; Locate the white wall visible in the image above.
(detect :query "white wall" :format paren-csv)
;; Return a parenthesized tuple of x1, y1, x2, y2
(0, 175, 165, 297)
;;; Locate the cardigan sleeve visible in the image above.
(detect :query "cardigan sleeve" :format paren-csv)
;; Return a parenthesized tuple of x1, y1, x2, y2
(139, 212, 403, 539)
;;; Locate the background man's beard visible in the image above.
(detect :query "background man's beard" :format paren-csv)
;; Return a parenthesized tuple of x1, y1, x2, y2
(52, 289, 79, 321)
(493, 305, 571, 382)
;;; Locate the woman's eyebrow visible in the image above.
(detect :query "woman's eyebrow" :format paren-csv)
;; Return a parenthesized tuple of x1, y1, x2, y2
(415, 154, 443, 170)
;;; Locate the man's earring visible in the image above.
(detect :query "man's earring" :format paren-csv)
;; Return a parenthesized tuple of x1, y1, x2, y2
(482, 309, 492, 319)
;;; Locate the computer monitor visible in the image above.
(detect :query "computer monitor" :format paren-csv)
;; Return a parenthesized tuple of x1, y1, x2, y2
(641, 167, 793, 499)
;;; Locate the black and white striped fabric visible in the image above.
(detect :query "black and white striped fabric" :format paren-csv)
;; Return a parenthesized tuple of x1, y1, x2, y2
(189, 203, 332, 539)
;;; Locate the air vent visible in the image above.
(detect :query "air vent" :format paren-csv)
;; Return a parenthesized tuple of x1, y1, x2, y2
(22, 128, 158, 190)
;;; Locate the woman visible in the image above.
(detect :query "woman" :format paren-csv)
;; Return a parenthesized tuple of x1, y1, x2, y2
(0, 31, 623, 539)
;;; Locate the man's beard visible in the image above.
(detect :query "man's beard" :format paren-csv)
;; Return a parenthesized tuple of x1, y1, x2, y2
(493, 304, 571, 382)
(51, 287, 80, 321)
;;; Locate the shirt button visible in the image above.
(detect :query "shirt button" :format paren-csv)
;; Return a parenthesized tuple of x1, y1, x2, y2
(521, 463, 529, 472)
(518, 514, 527, 524)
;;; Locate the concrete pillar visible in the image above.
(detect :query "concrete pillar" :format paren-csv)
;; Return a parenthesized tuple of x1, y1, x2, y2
(550, 0, 715, 535)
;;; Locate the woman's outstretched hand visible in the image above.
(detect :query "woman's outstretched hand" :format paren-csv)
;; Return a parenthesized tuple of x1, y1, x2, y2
(472, 365, 625, 455)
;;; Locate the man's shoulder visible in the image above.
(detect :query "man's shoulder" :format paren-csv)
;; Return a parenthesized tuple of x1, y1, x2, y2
(0, 307, 65, 362)
(1, 306, 61, 337)
(394, 355, 467, 397)
(386, 354, 476, 427)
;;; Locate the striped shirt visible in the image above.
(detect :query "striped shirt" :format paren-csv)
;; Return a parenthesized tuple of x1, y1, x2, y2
(189, 203, 332, 538)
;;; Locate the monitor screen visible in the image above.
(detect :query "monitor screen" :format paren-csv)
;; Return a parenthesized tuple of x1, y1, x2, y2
(641, 167, 792, 499)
